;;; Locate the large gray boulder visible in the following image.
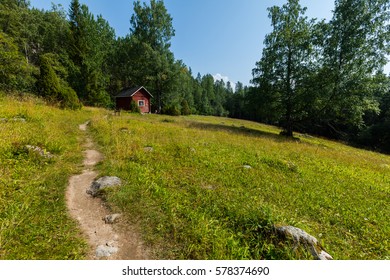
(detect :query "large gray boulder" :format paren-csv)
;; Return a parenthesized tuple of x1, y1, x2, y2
(275, 225, 333, 260)
(87, 176, 122, 197)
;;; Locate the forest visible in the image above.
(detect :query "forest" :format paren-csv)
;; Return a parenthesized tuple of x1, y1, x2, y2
(0, 0, 389, 153)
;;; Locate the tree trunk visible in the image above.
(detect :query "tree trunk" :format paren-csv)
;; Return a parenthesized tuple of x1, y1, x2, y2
(284, 45, 294, 138)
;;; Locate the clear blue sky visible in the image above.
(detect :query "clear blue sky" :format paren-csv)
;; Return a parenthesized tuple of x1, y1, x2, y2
(29, 0, 388, 87)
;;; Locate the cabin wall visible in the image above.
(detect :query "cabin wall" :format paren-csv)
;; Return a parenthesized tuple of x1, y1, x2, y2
(116, 97, 131, 110)
(132, 90, 151, 113)
(115, 89, 151, 113)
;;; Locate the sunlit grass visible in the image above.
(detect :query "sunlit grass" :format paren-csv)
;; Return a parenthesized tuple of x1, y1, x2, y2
(0, 94, 102, 259)
(90, 112, 390, 260)
(1, 93, 388, 260)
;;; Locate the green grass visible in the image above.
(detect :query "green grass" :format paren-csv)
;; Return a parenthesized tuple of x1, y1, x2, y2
(1, 94, 389, 260)
(89, 113, 390, 260)
(0, 93, 102, 259)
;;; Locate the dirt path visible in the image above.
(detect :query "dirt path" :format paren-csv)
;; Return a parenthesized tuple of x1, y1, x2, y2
(66, 121, 149, 260)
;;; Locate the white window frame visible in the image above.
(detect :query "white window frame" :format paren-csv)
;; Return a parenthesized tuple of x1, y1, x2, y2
(138, 100, 145, 107)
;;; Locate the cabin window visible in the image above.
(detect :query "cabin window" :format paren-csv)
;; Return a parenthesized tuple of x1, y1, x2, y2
(138, 100, 145, 107)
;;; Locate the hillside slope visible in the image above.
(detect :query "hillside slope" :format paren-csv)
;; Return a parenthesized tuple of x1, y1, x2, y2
(90, 113, 390, 260)
(0, 94, 101, 259)
(1, 95, 389, 259)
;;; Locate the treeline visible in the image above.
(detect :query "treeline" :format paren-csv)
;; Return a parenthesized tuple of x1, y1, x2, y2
(0, 0, 114, 108)
(248, 0, 390, 153)
(1, 0, 389, 153)
(0, 0, 237, 115)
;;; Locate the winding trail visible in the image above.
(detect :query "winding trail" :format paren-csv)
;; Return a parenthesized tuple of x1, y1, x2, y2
(66, 121, 149, 260)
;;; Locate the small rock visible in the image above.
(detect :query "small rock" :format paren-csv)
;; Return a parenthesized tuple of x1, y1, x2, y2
(25, 145, 54, 159)
(103, 213, 122, 224)
(87, 176, 122, 197)
(11, 117, 26, 122)
(243, 165, 252, 169)
(95, 245, 118, 258)
(318, 250, 333, 260)
(144, 146, 154, 152)
(79, 121, 90, 131)
(201, 185, 215, 190)
(275, 225, 333, 260)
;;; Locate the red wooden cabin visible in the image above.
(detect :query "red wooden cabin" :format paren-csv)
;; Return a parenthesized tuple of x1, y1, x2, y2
(115, 86, 153, 113)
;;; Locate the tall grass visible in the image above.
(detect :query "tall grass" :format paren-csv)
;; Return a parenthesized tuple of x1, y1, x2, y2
(0, 94, 101, 259)
(90, 113, 390, 260)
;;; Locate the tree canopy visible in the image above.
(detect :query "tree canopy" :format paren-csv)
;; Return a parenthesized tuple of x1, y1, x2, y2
(251, 0, 389, 152)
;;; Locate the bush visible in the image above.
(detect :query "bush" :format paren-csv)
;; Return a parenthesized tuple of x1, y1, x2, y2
(37, 53, 81, 110)
(130, 100, 141, 113)
(59, 84, 82, 110)
(37, 54, 60, 100)
(162, 104, 181, 116)
(181, 99, 191, 115)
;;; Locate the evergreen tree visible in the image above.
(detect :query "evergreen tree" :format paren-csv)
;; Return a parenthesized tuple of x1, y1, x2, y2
(192, 73, 203, 113)
(68, 0, 114, 106)
(201, 74, 215, 115)
(213, 79, 228, 116)
(37, 54, 60, 100)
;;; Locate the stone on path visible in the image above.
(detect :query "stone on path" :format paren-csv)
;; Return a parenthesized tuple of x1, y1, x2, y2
(87, 176, 122, 197)
(79, 121, 90, 131)
(95, 244, 118, 258)
(103, 214, 122, 224)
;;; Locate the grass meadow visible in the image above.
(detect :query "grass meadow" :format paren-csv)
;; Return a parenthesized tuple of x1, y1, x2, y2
(0, 93, 101, 259)
(89, 113, 390, 260)
(1, 94, 389, 260)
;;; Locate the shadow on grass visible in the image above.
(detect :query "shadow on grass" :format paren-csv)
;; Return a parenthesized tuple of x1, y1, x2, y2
(187, 121, 299, 143)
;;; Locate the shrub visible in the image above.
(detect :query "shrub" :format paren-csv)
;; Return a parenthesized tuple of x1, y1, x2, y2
(181, 99, 191, 116)
(37, 54, 60, 100)
(130, 100, 141, 113)
(59, 84, 82, 110)
(162, 104, 181, 116)
(37, 53, 81, 110)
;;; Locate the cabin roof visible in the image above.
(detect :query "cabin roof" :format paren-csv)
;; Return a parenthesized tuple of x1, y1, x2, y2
(115, 86, 153, 98)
